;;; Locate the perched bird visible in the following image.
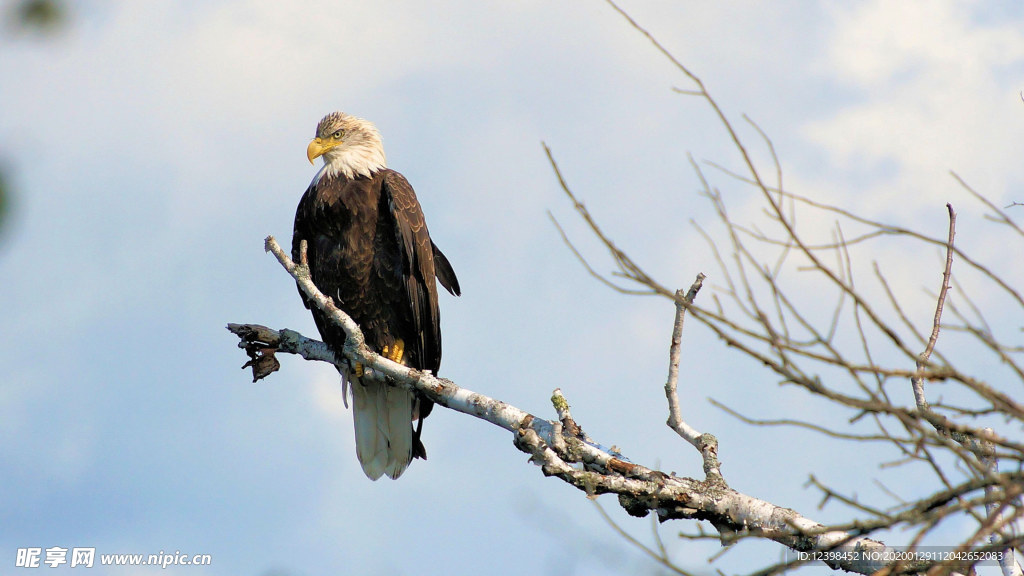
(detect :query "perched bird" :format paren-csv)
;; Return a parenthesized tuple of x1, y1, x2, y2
(293, 112, 460, 480)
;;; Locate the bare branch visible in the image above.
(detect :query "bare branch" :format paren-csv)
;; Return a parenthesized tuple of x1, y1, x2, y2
(950, 171, 1024, 238)
(662, 275, 722, 482)
(593, 499, 695, 576)
(911, 204, 956, 411)
(227, 234, 988, 576)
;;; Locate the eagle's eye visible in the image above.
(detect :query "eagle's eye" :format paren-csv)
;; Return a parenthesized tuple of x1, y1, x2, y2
(332, 130, 344, 140)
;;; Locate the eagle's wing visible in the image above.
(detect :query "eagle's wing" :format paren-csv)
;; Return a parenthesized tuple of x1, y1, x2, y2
(432, 239, 461, 297)
(378, 170, 445, 375)
(291, 184, 316, 311)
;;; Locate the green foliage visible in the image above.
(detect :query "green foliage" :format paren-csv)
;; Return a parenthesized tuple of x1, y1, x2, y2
(9, 0, 66, 34)
(0, 0, 69, 242)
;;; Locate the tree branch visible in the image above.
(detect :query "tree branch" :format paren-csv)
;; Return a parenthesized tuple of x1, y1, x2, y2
(911, 204, 956, 412)
(225, 234, 999, 576)
(662, 275, 723, 482)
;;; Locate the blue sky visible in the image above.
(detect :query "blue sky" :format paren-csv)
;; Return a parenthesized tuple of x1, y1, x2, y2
(2, 1, 1024, 574)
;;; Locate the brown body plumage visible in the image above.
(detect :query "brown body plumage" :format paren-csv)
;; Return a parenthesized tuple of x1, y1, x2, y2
(292, 112, 460, 479)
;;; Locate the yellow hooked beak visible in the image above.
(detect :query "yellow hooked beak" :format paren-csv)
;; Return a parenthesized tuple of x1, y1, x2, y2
(306, 137, 337, 164)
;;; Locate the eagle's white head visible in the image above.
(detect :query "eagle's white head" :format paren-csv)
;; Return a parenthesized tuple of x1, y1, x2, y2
(306, 111, 387, 181)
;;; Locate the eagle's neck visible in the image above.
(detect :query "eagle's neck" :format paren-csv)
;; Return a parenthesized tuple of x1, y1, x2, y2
(315, 144, 387, 183)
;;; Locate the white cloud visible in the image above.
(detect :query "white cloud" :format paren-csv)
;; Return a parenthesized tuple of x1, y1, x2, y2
(803, 0, 1024, 207)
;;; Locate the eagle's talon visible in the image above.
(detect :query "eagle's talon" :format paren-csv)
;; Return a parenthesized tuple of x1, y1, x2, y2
(382, 339, 406, 364)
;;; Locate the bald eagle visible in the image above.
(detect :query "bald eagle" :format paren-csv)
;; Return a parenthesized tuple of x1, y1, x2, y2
(293, 112, 460, 480)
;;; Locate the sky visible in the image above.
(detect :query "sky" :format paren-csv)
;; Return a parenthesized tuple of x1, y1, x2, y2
(2, 1, 1024, 575)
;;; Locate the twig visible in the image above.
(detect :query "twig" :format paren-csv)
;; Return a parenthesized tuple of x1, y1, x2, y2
(709, 398, 917, 444)
(911, 204, 956, 411)
(663, 275, 723, 482)
(593, 499, 695, 576)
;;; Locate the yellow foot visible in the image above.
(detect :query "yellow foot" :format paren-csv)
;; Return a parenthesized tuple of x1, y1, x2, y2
(381, 339, 405, 364)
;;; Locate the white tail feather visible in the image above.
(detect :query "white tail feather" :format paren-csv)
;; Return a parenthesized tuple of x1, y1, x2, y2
(351, 379, 414, 480)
